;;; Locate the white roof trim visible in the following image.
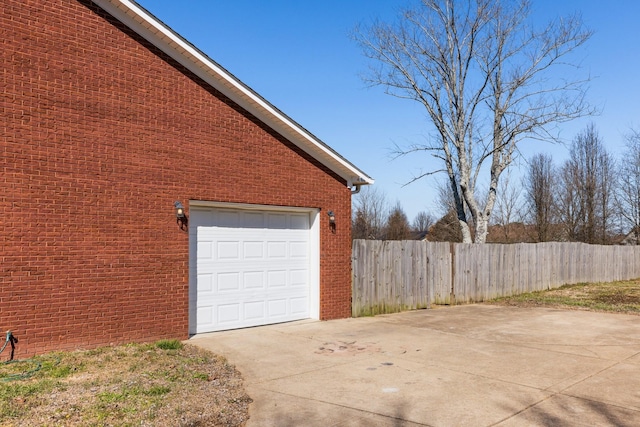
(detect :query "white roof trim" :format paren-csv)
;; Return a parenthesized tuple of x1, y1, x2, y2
(92, 0, 374, 187)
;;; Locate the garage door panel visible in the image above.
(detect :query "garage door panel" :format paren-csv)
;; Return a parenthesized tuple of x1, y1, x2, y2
(217, 272, 240, 291)
(244, 301, 266, 320)
(243, 241, 264, 258)
(244, 271, 265, 289)
(290, 297, 309, 315)
(197, 305, 214, 328)
(267, 299, 288, 317)
(218, 303, 241, 324)
(197, 273, 214, 292)
(217, 241, 240, 259)
(197, 241, 213, 259)
(267, 241, 287, 258)
(196, 296, 310, 324)
(290, 269, 309, 286)
(267, 270, 286, 288)
(290, 241, 308, 258)
(191, 207, 314, 333)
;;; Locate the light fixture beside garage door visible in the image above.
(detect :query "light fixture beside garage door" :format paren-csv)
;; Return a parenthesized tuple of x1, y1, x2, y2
(174, 201, 188, 231)
(327, 210, 336, 232)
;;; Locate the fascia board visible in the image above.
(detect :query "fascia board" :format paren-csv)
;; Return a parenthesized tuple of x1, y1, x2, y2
(92, 0, 374, 187)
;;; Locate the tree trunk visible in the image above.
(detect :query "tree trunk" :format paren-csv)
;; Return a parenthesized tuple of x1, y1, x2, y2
(459, 220, 473, 243)
(475, 215, 488, 244)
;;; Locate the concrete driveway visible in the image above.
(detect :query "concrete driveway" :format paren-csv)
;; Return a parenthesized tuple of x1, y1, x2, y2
(190, 305, 640, 426)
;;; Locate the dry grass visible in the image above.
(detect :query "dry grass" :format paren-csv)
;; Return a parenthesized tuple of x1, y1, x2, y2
(490, 278, 640, 314)
(0, 340, 251, 426)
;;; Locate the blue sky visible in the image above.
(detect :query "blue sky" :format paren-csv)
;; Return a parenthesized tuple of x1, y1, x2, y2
(135, 0, 640, 221)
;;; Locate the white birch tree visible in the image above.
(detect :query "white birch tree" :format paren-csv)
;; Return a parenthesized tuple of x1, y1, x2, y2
(354, 0, 593, 242)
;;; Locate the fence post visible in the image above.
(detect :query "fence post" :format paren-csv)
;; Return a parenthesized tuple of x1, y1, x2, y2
(449, 242, 456, 305)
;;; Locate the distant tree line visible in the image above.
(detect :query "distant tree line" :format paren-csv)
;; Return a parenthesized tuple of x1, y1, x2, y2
(353, 124, 640, 245)
(352, 188, 433, 241)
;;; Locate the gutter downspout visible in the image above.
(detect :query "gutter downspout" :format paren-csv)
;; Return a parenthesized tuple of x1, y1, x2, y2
(349, 177, 372, 195)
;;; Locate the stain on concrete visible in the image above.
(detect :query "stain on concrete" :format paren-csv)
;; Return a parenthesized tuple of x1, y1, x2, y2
(315, 340, 380, 356)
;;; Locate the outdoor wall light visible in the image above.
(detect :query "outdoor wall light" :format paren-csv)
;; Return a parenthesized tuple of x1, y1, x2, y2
(174, 201, 188, 231)
(327, 210, 336, 226)
(174, 201, 185, 219)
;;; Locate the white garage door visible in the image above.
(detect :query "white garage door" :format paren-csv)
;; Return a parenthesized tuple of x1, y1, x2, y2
(189, 205, 318, 334)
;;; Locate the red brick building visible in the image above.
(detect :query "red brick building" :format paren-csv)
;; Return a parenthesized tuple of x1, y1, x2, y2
(1, 0, 372, 357)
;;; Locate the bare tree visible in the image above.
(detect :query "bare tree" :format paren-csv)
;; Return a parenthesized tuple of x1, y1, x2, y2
(559, 124, 616, 244)
(524, 153, 557, 242)
(557, 161, 582, 241)
(352, 186, 389, 239)
(412, 210, 435, 233)
(385, 202, 413, 240)
(616, 129, 640, 242)
(354, 0, 593, 243)
(491, 170, 523, 242)
(599, 149, 616, 243)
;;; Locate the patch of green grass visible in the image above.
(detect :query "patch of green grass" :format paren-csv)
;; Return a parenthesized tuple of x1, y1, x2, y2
(192, 372, 210, 381)
(155, 339, 183, 350)
(0, 380, 52, 400)
(38, 355, 79, 379)
(97, 389, 130, 404)
(145, 385, 171, 396)
(492, 279, 640, 314)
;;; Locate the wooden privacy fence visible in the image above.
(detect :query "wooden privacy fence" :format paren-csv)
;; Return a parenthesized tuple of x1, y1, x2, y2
(351, 240, 640, 317)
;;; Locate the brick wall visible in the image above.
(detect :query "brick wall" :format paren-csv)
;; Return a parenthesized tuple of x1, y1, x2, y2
(1, 0, 353, 357)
